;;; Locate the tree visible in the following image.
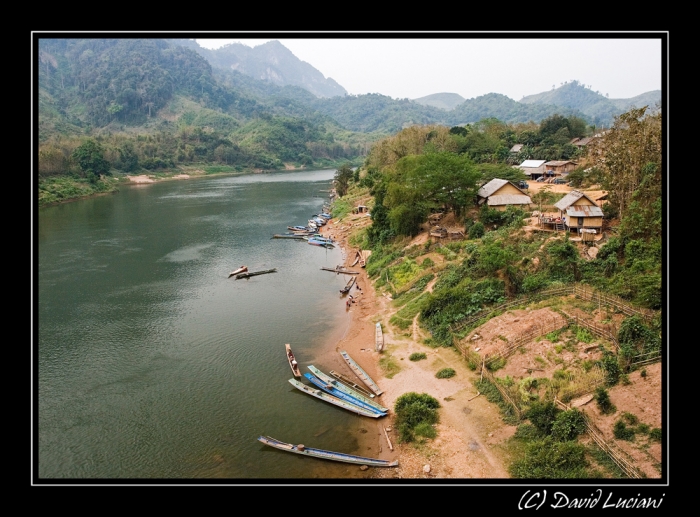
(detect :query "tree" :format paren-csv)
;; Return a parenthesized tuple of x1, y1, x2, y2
(588, 107, 662, 219)
(72, 139, 110, 177)
(334, 164, 353, 197)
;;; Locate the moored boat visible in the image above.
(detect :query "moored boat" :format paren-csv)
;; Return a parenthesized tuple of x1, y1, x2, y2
(288, 378, 381, 418)
(303, 372, 386, 416)
(375, 322, 384, 352)
(308, 365, 389, 413)
(340, 276, 356, 294)
(228, 265, 248, 278)
(286, 343, 301, 378)
(339, 350, 383, 396)
(257, 435, 398, 467)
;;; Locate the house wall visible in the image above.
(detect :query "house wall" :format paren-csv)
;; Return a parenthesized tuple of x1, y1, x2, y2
(549, 162, 577, 173)
(567, 216, 603, 229)
(495, 184, 522, 196)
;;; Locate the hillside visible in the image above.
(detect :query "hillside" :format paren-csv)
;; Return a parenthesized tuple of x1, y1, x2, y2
(412, 92, 466, 111)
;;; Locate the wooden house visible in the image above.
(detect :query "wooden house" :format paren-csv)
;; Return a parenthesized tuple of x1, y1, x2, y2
(352, 205, 370, 214)
(544, 160, 578, 177)
(553, 190, 604, 234)
(476, 178, 532, 212)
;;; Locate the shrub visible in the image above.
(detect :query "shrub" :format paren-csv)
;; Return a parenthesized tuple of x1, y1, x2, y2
(526, 401, 560, 436)
(469, 221, 485, 239)
(509, 437, 591, 479)
(613, 420, 635, 441)
(394, 392, 441, 443)
(409, 352, 427, 361)
(551, 409, 587, 441)
(436, 368, 456, 379)
(413, 421, 437, 440)
(649, 427, 662, 442)
(594, 387, 616, 415)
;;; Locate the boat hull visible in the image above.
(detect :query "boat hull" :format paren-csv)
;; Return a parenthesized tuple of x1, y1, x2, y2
(304, 373, 386, 416)
(340, 350, 383, 396)
(258, 436, 398, 467)
(288, 378, 380, 418)
(308, 366, 389, 413)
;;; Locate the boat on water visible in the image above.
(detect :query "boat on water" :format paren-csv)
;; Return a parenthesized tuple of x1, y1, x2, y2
(257, 436, 398, 467)
(228, 266, 248, 278)
(375, 322, 384, 352)
(339, 350, 383, 396)
(303, 373, 386, 416)
(340, 276, 356, 294)
(308, 365, 389, 413)
(236, 268, 277, 279)
(273, 234, 307, 240)
(286, 344, 301, 378)
(288, 378, 381, 418)
(320, 266, 359, 275)
(308, 238, 334, 248)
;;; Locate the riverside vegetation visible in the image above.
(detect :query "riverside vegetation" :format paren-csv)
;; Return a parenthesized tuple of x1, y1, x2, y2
(334, 106, 663, 478)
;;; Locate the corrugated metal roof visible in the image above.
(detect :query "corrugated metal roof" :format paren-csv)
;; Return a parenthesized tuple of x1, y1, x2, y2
(510, 144, 523, 152)
(477, 178, 509, 198)
(554, 190, 598, 211)
(520, 160, 546, 168)
(487, 194, 532, 206)
(566, 205, 604, 217)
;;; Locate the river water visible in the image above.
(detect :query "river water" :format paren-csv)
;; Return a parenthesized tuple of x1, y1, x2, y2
(37, 169, 375, 481)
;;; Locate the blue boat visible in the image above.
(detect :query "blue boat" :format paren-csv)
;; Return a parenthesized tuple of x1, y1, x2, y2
(303, 372, 386, 416)
(288, 378, 381, 418)
(308, 238, 334, 248)
(258, 436, 398, 467)
(308, 365, 389, 413)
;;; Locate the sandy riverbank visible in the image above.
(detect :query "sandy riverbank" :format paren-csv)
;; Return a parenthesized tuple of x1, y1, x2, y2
(315, 215, 515, 480)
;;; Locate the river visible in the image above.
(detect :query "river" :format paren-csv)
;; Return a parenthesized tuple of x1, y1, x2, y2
(37, 169, 375, 481)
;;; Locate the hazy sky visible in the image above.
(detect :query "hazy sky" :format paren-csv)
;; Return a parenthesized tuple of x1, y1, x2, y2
(195, 34, 664, 101)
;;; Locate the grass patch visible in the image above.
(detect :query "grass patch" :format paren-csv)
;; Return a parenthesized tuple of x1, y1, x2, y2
(436, 368, 456, 379)
(379, 355, 401, 378)
(409, 352, 427, 361)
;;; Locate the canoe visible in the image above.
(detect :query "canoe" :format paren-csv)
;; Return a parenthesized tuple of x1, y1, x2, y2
(286, 343, 301, 378)
(257, 436, 398, 467)
(228, 266, 248, 278)
(236, 268, 277, 279)
(288, 378, 381, 418)
(329, 370, 376, 399)
(339, 350, 383, 396)
(320, 266, 359, 275)
(303, 372, 386, 416)
(308, 366, 389, 413)
(375, 322, 384, 352)
(273, 234, 306, 239)
(339, 276, 356, 294)
(308, 239, 334, 248)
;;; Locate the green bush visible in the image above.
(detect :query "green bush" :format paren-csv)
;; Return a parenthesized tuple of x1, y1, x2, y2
(394, 392, 441, 443)
(649, 427, 662, 442)
(469, 221, 485, 239)
(409, 352, 427, 361)
(613, 420, 635, 441)
(526, 401, 560, 436)
(594, 387, 616, 415)
(436, 368, 456, 379)
(509, 437, 591, 479)
(551, 409, 587, 441)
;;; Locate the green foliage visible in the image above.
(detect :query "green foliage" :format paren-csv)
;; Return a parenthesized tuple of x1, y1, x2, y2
(573, 326, 594, 344)
(435, 368, 456, 379)
(599, 351, 621, 386)
(594, 387, 616, 415)
(526, 401, 560, 436)
(468, 221, 485, 239)
(394, 392, 441, 443)
(409, 352, 427, 361)
(649, 427, 662, 442)
(72, 139, 111, 177)
(551, 409, 587, 441)
(509, 437, 591, 479)
(413, 422, 437, 440)
(334, 163, 354, 197)
(613, 420, 635, 441)
(421, 257, 434, 269)
(513, 423, 541, 441)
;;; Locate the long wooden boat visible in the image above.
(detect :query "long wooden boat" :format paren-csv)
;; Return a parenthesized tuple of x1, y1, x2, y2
(320, 266, 359, 275)
(339, 350, 383, 396)
(257, 435, 398, 467)
(273, 234, 307, 240)
(339, 276, 356, 294)
(308, 238, 334, 248)
(375, 322, 384, 352)
(228, 265, 248, 278)
(329, 370, 375, 399)
(236, 268, 277, 279)
(308, 366, 389, 413)
(288, 378, 381, 418)
(303, 373, 386, 416)
(286, 343, 301, 378)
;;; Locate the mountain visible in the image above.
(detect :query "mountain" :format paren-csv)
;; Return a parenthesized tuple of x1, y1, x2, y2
(520, 80, 661, 127)
(412, 92, 466, 111)
(170, 39, 347, 99)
